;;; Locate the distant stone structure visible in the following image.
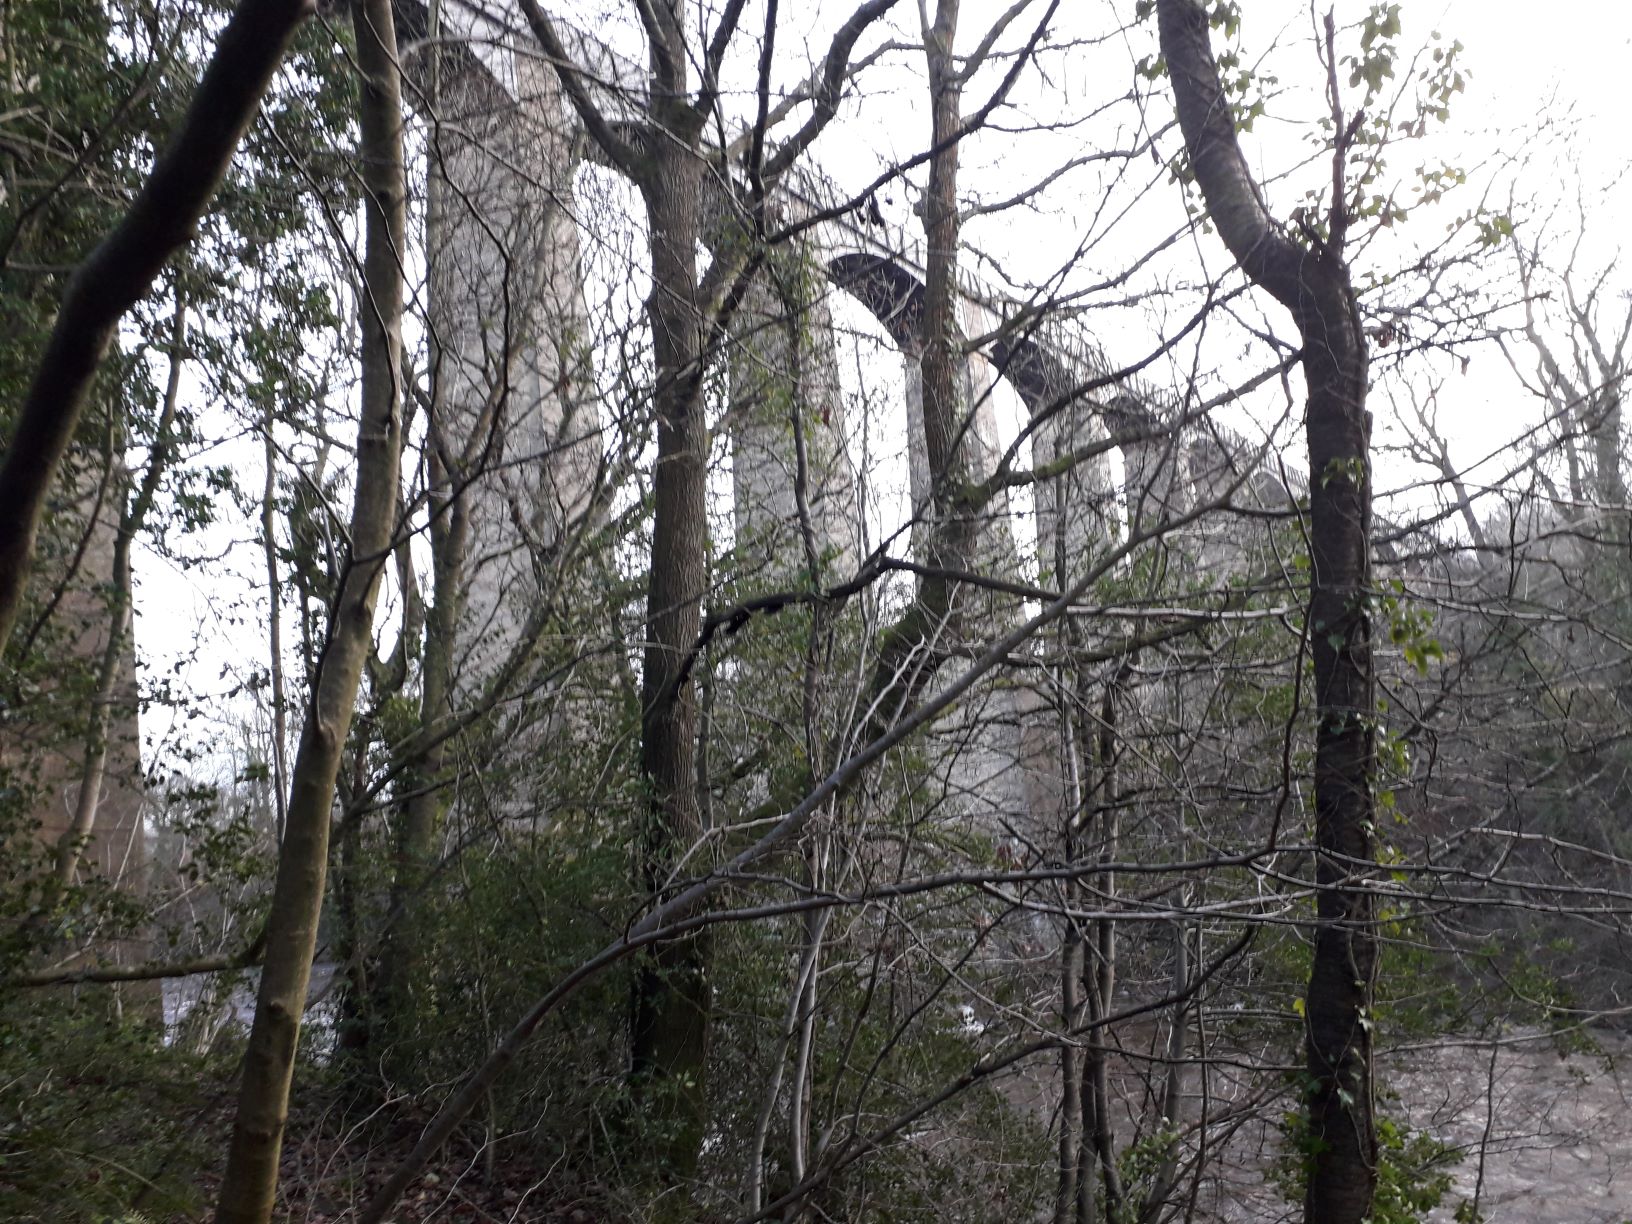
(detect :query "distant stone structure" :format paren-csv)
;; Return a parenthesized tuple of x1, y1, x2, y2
(4, 450, 149, 975)
(5, 4, 1299, 985)
(403, 5, 603, 690)
(398, 2, 1303, 880)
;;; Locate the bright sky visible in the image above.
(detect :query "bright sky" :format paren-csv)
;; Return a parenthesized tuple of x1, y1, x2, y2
(1241, 0, 1632, 505)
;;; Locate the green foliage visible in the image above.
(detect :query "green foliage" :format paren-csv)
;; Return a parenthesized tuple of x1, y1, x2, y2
(362, 816, 637, 1158)
(0, 0, 135, 403)
(1116, 1124, 1181, 1220)
(0, 999, 232, 1220)
(1470, 208, 1516, 249)
(1275, 1091, 1464, 1223)
(1347, 4, 1403, 99)
(1370, 1115, 1462, 1223)
(1375, 580, 1444, 677)
(0, 753, 155, 981)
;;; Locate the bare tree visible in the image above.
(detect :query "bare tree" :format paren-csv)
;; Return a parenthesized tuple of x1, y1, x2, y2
(1157, 3, 1378, 1220)
(522, 0, 903, 1173)
(21, 5, 1632, 1223)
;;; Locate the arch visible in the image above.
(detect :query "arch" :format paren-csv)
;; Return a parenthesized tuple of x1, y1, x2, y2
(396, 0, 1133, 576)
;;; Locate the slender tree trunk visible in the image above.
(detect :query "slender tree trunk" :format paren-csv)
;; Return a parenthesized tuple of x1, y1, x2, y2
(332, 735, 371, 1054)
(1138, 919, 1189, 1224)
(213, 0, 405, 1214)
(787, 900, 825, 1190)
(261, 401, 289, 845)
(1578, 314, 1629, 550)
(920, 0, 978, 589)
(855, 0, 981, 734)
(520, 5, 730, 1176)
(1084, 680, 1124, 1220)
(388, 458, 462, 880)
(1056, 905, 1084, 1224)
(387, 0, 464, 990)
(375, 445, 466, 1056)
(54, 510, 135, 886)
(1157, 4, 1377, 1220)
(1052, 394, 1091, 1224)
(1593, 389, 1626, 522)
(629, 113, 714, 1174)
(746, 909, 821, 1214)
(1062, 652, 1099, 1224)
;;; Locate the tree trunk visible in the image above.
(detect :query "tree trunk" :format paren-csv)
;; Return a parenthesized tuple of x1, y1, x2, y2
(629, 109, 714, 1176)
(1056, 916, 1084, 1224)
(373, 136, 470, 1050)
(1296, 253, 1377, 1224)
(1081, 676, 1125, 1222)
(54, 488, 138, 888)
(855, 0, 981, 735)
(365, 0, 903, 1200)
(1138, 919, 1190, 1224)
(1156, 4, 1378, 1221)
(920, 0, 978, 589)
(213, 0, 405, 1214)
(261, 399, 290, 845)
(374, 446, 465, 1049)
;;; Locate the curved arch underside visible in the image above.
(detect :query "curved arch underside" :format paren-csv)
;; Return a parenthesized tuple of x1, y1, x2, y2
(395, 0, 1146, 431)
(395, 0, 1301, 612)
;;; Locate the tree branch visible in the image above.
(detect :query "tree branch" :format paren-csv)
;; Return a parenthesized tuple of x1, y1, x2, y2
(0, 0, 315, 655)
(1156, 0, 1303, 308)
(517, 0, 642, 175)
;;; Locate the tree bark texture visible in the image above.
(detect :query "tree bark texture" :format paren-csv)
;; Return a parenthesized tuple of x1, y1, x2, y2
(372, 26, 468, 1058)
(373, 446, 465, 1053)
(1156, 3, 1378, 1221)
(630, 105, 714, 1177)
(214, 0, 405, 1215)
(856, 0, 982, 737)
(920, 0, 977, 585)
(0, 0, 313, 654)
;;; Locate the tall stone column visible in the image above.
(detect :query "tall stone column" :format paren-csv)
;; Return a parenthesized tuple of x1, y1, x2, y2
(728, 247, 859, 585)
(420, 22, 601, 688)
(3, 446, 149, 987)
(900, 296, 1018, 577)
(1104, 394, 1190, 538)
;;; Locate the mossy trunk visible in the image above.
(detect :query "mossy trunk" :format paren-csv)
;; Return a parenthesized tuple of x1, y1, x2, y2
(214, 0, 405, 1215)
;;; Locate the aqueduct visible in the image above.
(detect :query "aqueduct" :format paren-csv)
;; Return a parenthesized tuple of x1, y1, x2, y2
(394, 0, 1296, 854)
(19, 0, 1300, 975)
